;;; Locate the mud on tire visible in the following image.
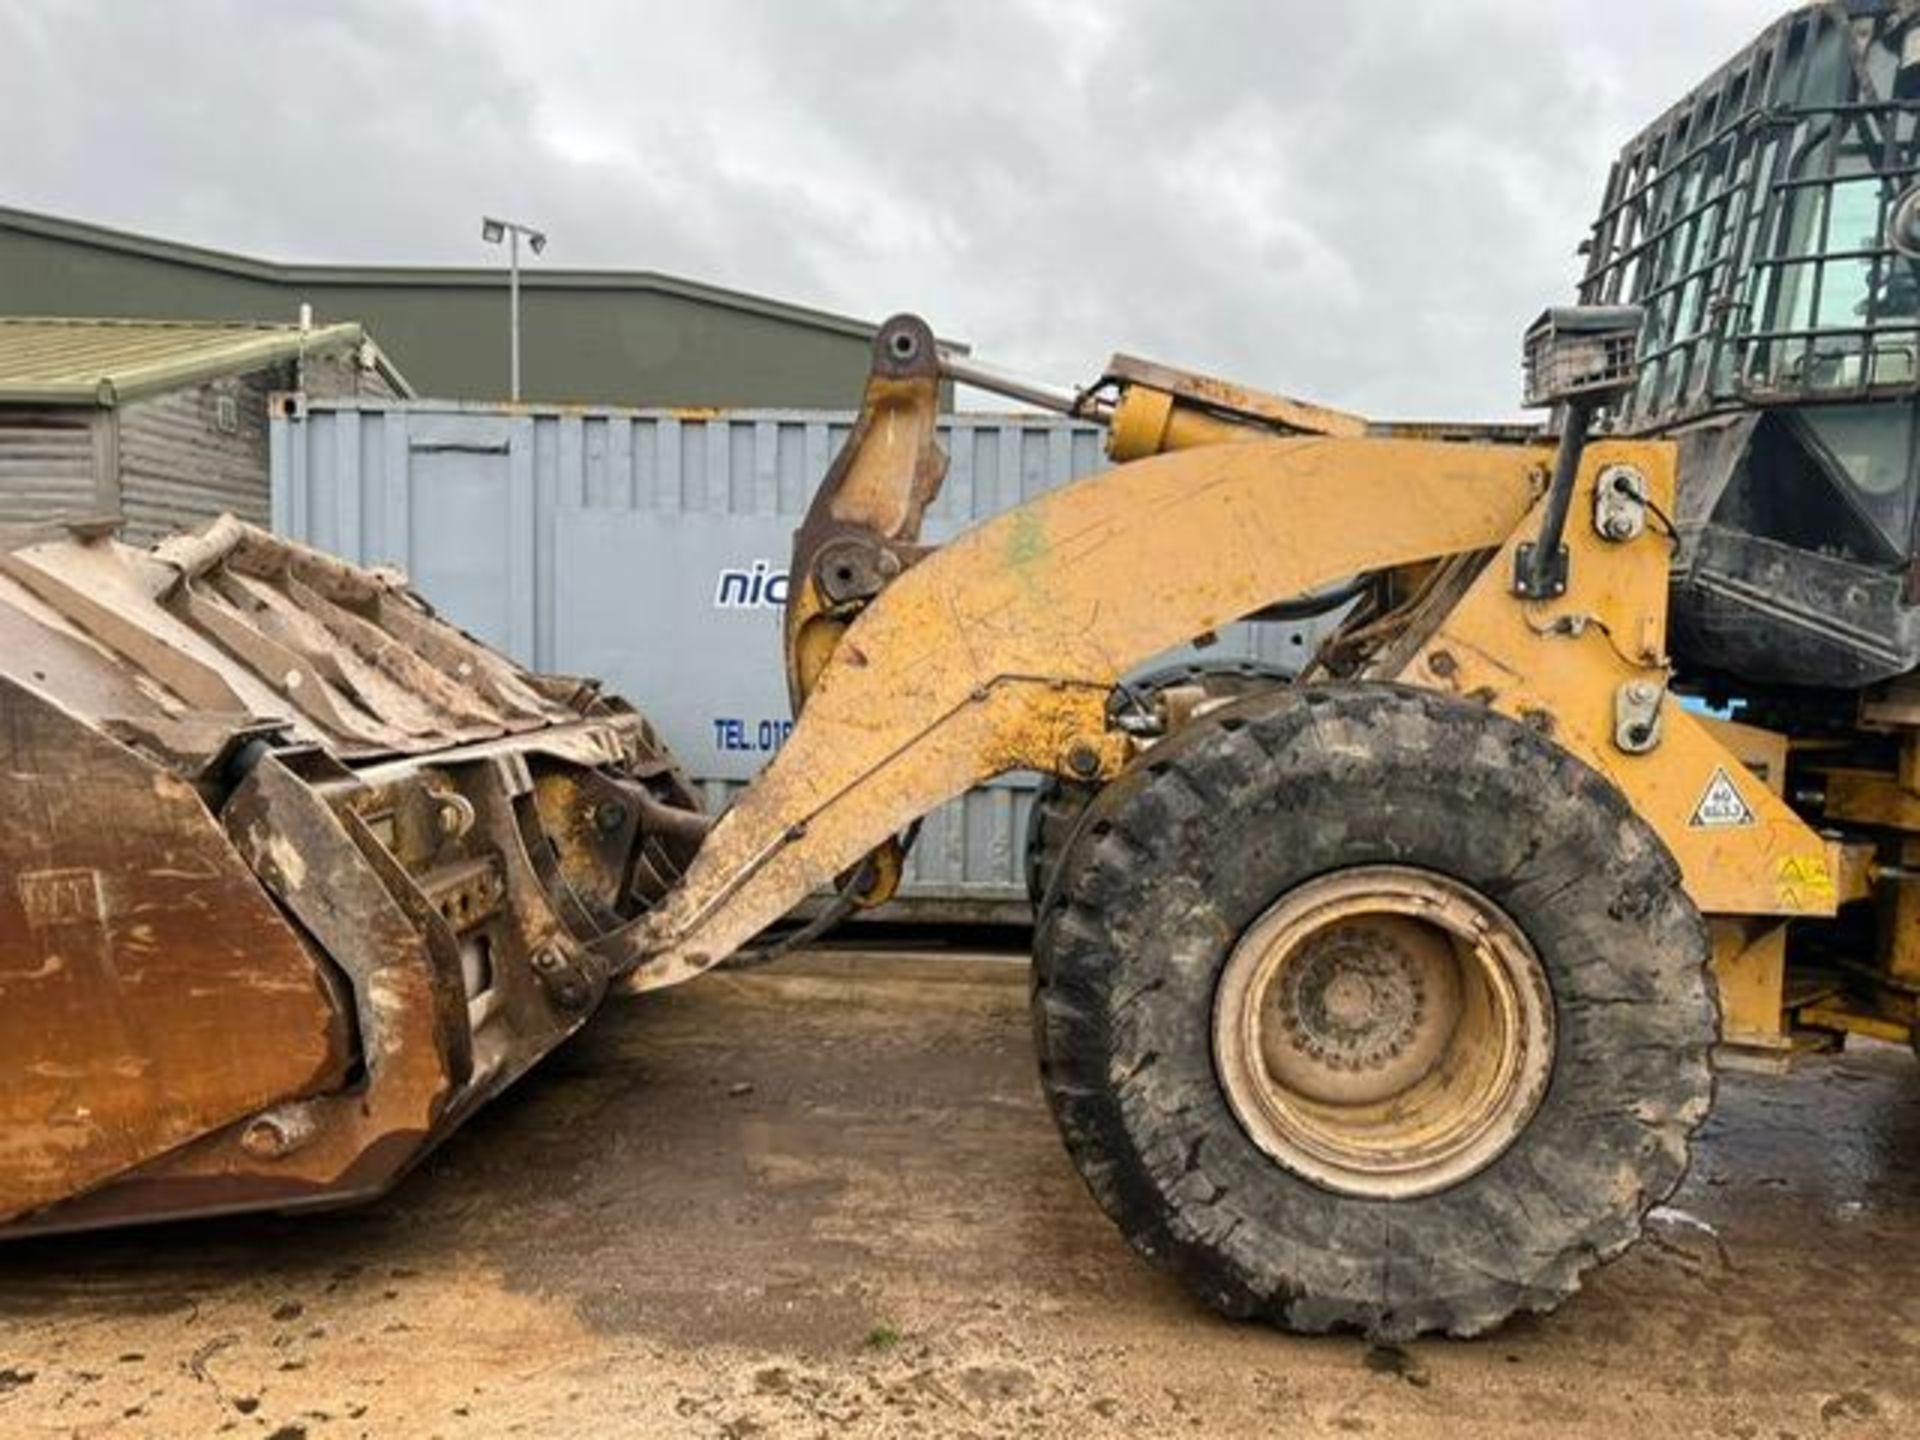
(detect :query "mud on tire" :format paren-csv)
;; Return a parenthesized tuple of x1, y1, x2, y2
(1030, 683, 1716, 1338)
(1025, 659, 1292, 910)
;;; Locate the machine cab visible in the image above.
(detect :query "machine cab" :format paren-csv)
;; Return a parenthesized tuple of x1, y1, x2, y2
(1580, 0, 1920, 687)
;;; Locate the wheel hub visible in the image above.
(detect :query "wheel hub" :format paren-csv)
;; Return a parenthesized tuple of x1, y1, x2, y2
(1214, 866, 1554, 1199)
(1266, 916, 1463, 1106)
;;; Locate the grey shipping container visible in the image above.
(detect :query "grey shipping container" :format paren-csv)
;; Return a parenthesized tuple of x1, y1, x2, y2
(271, 399, 1335, 916)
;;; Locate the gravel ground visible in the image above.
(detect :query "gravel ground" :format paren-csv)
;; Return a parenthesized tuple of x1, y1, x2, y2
(3, 948, 1918, 1438)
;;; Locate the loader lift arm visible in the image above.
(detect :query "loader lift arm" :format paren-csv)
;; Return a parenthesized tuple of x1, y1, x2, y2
(613, 315, 1835, 991)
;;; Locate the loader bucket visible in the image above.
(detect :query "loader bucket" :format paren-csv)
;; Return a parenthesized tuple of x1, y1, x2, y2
(0, 515, 705, 1235)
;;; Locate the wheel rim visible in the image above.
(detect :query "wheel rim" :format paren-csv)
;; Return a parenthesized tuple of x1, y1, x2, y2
(1213, 865, 1554, 1199)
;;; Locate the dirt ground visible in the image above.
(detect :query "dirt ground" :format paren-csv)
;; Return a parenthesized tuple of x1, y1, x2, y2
(3, 947, 1919, 1439)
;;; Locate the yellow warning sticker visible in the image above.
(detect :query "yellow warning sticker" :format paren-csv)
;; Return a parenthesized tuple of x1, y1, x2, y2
(1775, 853, 1836, 911)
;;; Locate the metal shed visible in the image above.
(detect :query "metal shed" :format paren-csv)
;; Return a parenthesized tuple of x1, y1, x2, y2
(0, 317, 410, 543)
(272, 398, 1336, 915)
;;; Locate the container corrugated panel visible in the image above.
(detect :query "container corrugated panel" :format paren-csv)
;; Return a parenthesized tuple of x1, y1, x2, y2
(274, 400, 1335, 909)
(0, 407, 96, 527)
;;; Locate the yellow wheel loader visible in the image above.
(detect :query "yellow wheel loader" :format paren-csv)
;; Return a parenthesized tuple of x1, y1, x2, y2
(6, 0, 1920, 1338)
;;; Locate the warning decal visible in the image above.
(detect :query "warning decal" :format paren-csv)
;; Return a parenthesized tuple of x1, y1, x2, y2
(1689, 766, 1756, 828)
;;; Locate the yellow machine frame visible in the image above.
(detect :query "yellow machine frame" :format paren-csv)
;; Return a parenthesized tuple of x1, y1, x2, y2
(612, 318, 1839, 1028)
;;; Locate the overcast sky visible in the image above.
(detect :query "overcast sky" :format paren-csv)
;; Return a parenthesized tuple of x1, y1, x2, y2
(5, 1, 1786, 417)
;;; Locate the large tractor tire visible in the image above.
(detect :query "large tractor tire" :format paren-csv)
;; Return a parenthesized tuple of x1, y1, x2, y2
(1031, 683, 1715, 1338)
(1024, 658, 1292, 909)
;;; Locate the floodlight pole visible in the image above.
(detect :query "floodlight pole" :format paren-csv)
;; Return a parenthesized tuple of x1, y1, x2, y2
(508, 227, 521, 402)
(482, 216, 546, 401)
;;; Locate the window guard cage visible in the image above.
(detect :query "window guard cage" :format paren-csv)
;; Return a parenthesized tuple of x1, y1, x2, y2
(1579, 1, 1920, 432)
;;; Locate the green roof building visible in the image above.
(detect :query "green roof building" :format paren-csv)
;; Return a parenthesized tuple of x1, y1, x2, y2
(0, 316, 406, 541)
(0, 205, 902, 409)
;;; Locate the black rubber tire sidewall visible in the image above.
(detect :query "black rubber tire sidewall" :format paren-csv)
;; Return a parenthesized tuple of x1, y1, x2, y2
(1031, 683, 1716, 1338)
(1025, 779, 1099, 908)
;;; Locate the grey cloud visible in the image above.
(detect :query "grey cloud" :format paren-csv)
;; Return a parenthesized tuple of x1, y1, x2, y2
(3, 0, 1785, 415)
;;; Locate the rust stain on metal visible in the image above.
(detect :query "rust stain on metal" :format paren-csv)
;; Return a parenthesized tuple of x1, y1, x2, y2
(0, 513, 706, 1235)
